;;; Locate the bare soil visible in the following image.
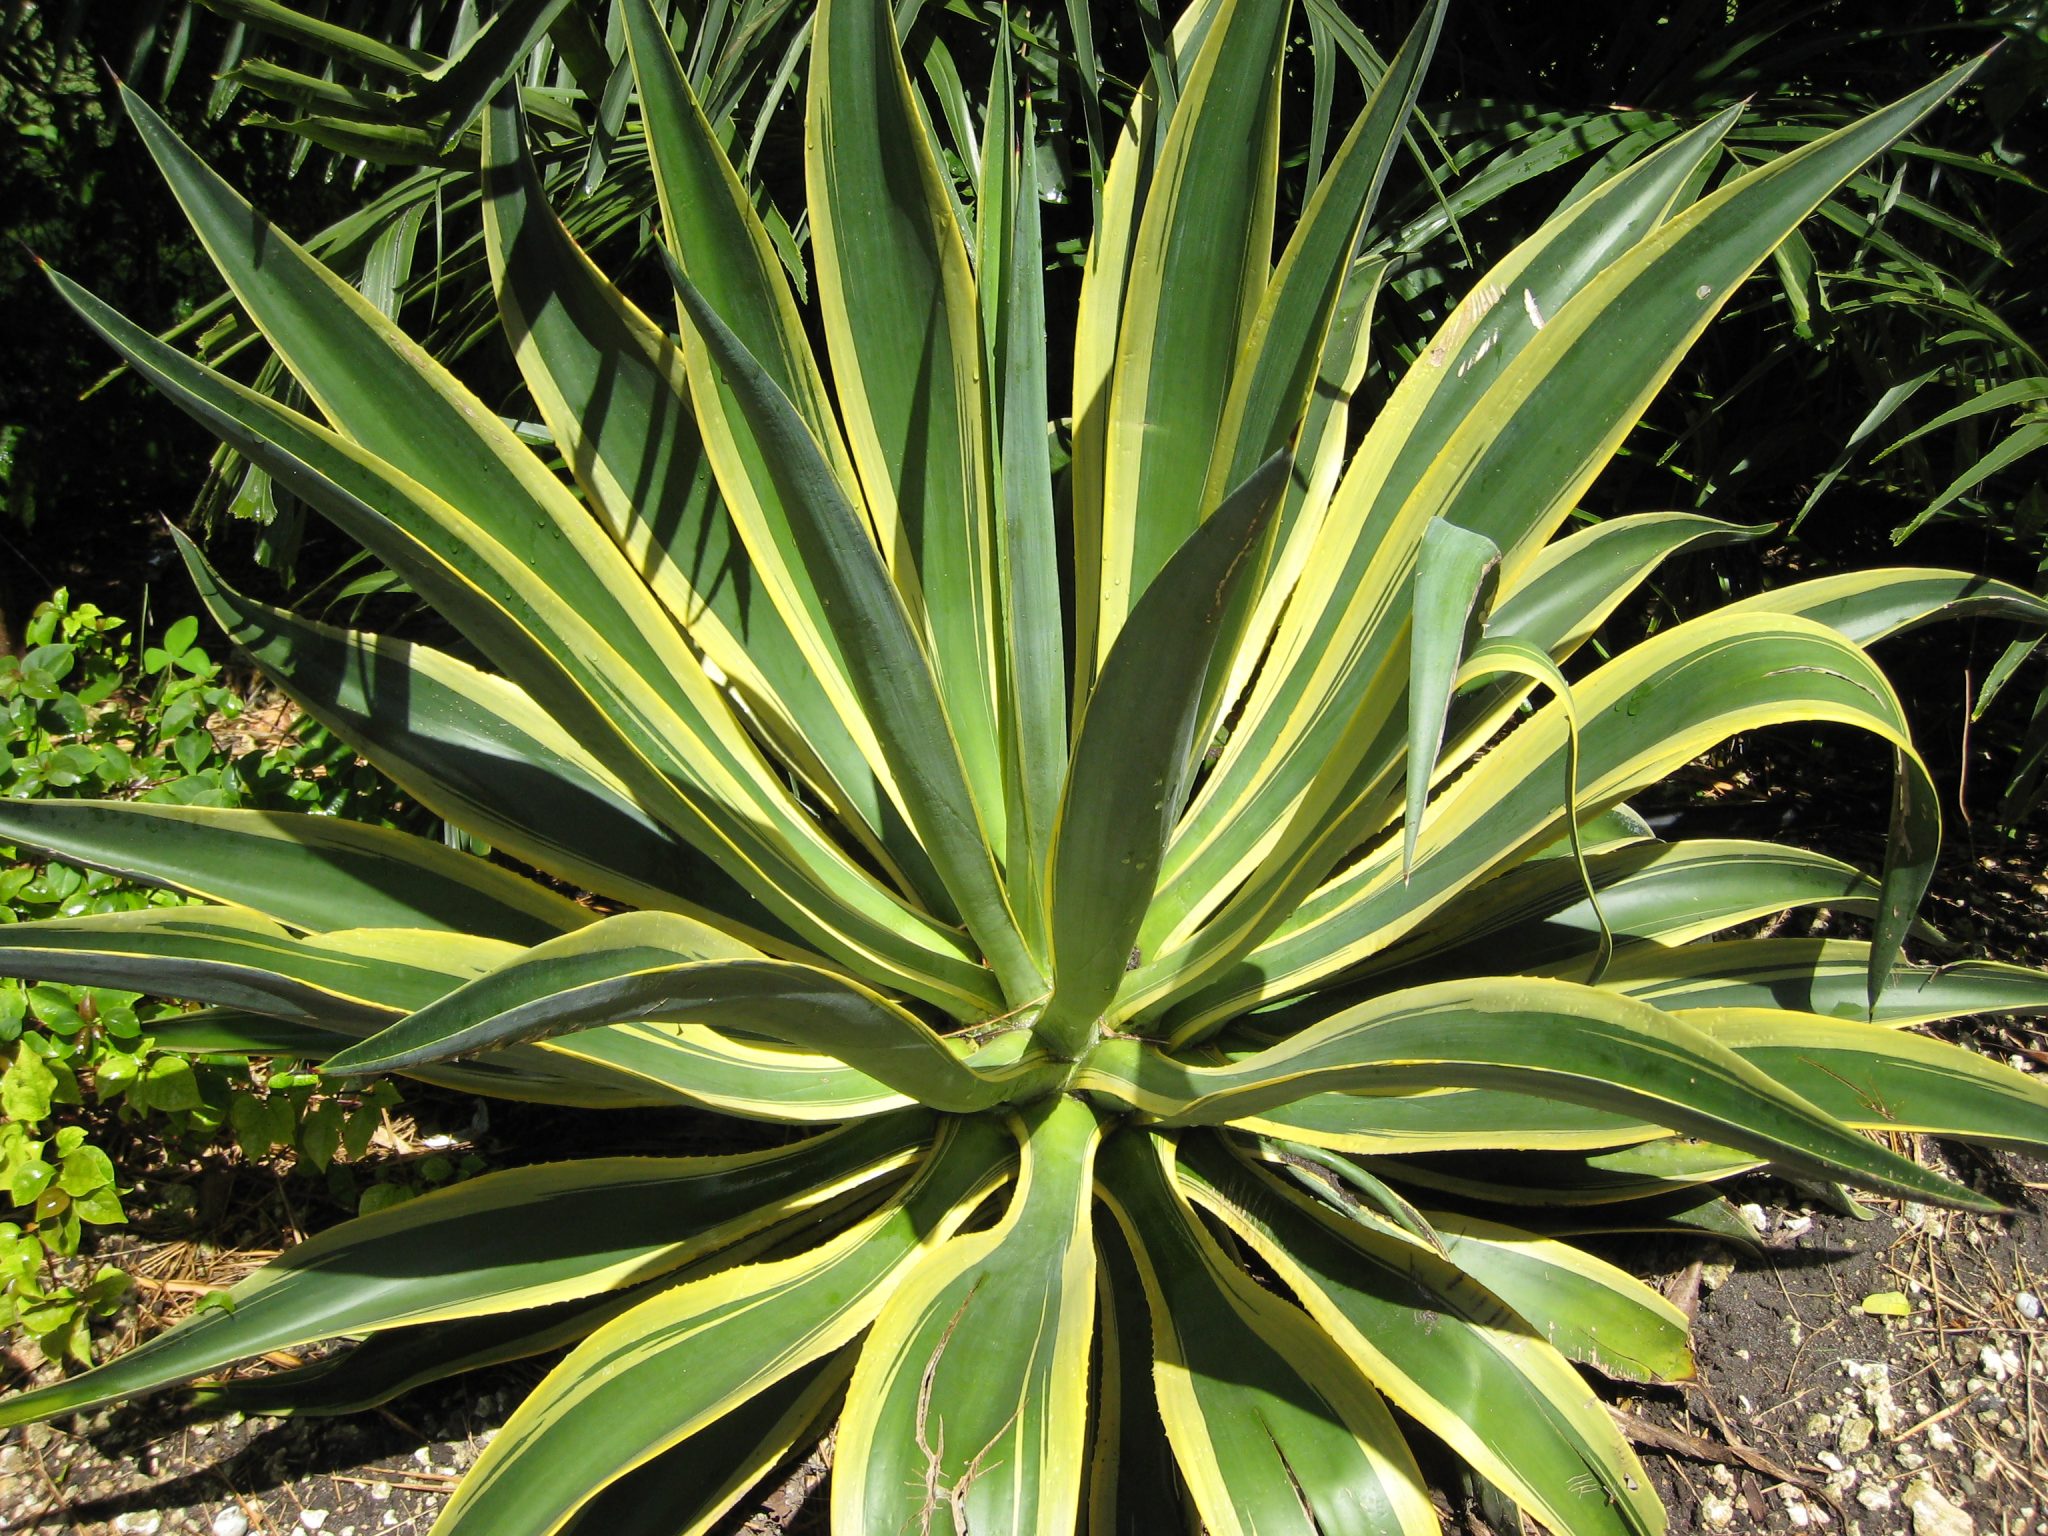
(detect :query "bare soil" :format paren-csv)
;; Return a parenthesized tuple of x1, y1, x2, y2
(1624, 1147, 2048, 1536)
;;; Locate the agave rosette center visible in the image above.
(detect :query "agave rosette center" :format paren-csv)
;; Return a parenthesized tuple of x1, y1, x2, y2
(6, 3, 2048, 1533)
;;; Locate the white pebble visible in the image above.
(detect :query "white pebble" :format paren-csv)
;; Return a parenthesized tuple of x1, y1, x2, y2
(2017, 1291, 2041, 1322)
(300, 1512, 330, 1532)
(1903, 1476, 1975, 1536)
(211, 1510, 250, 1536)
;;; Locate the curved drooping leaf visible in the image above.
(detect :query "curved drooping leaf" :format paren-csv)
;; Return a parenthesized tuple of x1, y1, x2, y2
(0, 799, 591, 946)
(0, 1113, 932, 1427)
(430, 1117, 1011, 1536)
(1681, 1007, 2048, 1147)
(175, 541, 789, 941)
(324, 911, 1051, 1112)
(1450, 631, 1621, 987)
(1238, 983, 2048, 1160)
(1724, 568, 2048, 646)
(555, 1356, 853, 1536)
(1181, 1139, 1663, 1536)
(1082, 976, 1991, 1208)
(1440, 511, 1778, 776)
(1485, 513, 1774, 658)
(1347, 838, 1892, 987)
(1145, 613, 1944, 1036)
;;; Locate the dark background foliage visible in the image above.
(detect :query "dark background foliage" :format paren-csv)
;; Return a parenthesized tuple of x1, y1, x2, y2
(0, 4, 391, 641)
(3, 0, 2043, 809)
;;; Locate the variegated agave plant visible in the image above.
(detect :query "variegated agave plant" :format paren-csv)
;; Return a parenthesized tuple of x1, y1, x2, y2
(6, 1, 2048, 1532)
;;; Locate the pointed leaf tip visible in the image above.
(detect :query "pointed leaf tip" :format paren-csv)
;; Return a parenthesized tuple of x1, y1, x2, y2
(1403, 519, 1503, 879)
(1040, 447, 1292, 1050)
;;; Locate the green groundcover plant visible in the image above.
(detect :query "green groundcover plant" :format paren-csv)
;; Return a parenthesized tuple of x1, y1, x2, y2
(6, 1, 2048, 1532)
(0, 589, 440, 1365)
